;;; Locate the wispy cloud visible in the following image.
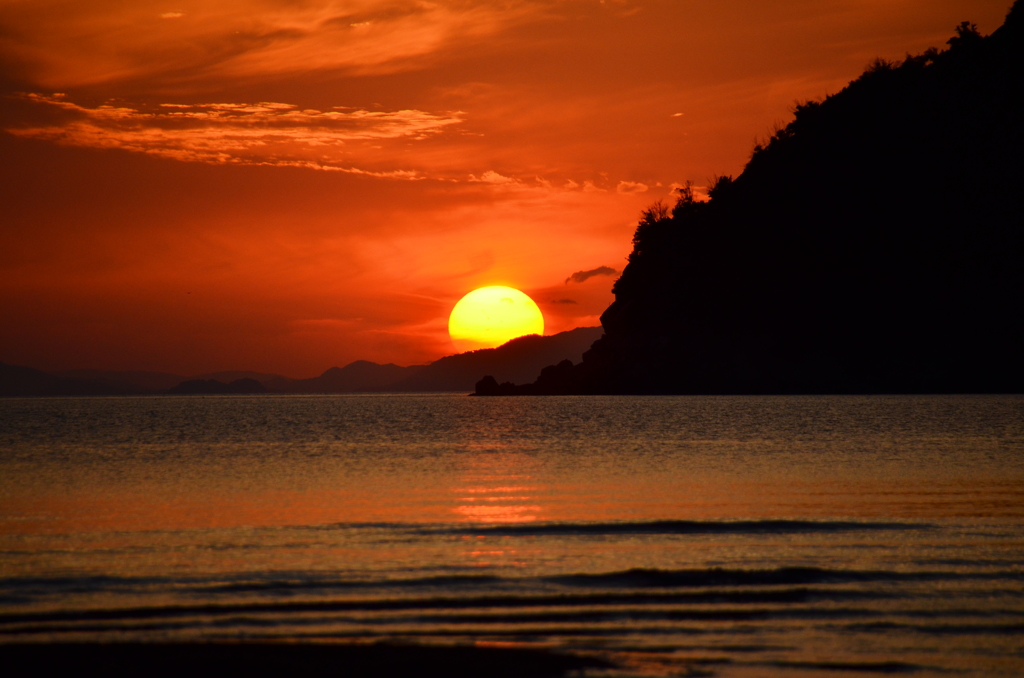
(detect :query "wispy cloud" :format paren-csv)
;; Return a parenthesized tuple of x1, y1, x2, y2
(8, 94, 463, 175)
(565, 265, 618, 285)
(0, 1, 542, 89)
(468, 170, 518, 185)
(616, 180, 648, 194)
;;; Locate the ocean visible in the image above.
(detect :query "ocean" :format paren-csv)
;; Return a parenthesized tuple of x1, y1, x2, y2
(1, 394, 1022, 676)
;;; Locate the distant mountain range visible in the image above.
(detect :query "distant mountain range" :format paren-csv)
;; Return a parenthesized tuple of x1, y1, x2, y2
(0, 326, 602, 397)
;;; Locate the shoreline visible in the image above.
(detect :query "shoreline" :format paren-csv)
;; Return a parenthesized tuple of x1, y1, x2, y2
(2, 642, 612, 678)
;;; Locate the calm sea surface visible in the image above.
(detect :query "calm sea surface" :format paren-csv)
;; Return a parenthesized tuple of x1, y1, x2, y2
(1, 394, 1022, 676)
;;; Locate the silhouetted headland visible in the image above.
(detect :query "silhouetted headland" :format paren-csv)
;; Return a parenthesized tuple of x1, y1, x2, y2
(477, 5, 1024, 395)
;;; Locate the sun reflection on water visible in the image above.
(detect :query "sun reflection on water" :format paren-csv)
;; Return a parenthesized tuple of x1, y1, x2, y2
(453, 455, 543, 524)
(454, 504, 541, 522)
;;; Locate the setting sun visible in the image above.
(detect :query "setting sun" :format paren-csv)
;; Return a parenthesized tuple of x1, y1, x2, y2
(448, 286, 544, 353)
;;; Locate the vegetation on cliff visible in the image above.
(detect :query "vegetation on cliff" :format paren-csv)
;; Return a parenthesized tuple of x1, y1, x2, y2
(483, 4, 1024, 394)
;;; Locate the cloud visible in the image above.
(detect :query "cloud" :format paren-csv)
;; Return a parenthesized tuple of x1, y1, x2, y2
(0, 0, 541, 90)
(616, 180, 648, 194)
(468, 170, 518, 184)
(565, 265, 619, 285)
(549, 298, 577, 304)
(7, 94, 462, 175)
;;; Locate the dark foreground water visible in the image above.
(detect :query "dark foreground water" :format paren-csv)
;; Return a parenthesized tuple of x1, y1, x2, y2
(1, 394, 1022, 676)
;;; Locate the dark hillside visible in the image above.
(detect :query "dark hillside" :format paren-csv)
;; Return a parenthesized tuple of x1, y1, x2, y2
(389, 326, 603, 392)
(493, 4, 1024, 394)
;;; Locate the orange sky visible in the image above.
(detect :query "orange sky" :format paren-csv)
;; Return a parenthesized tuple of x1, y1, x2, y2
(0, 0, 1012, 377)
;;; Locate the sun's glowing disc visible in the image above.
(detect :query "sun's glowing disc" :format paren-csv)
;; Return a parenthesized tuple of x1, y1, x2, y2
(448, 286, 544, 353)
